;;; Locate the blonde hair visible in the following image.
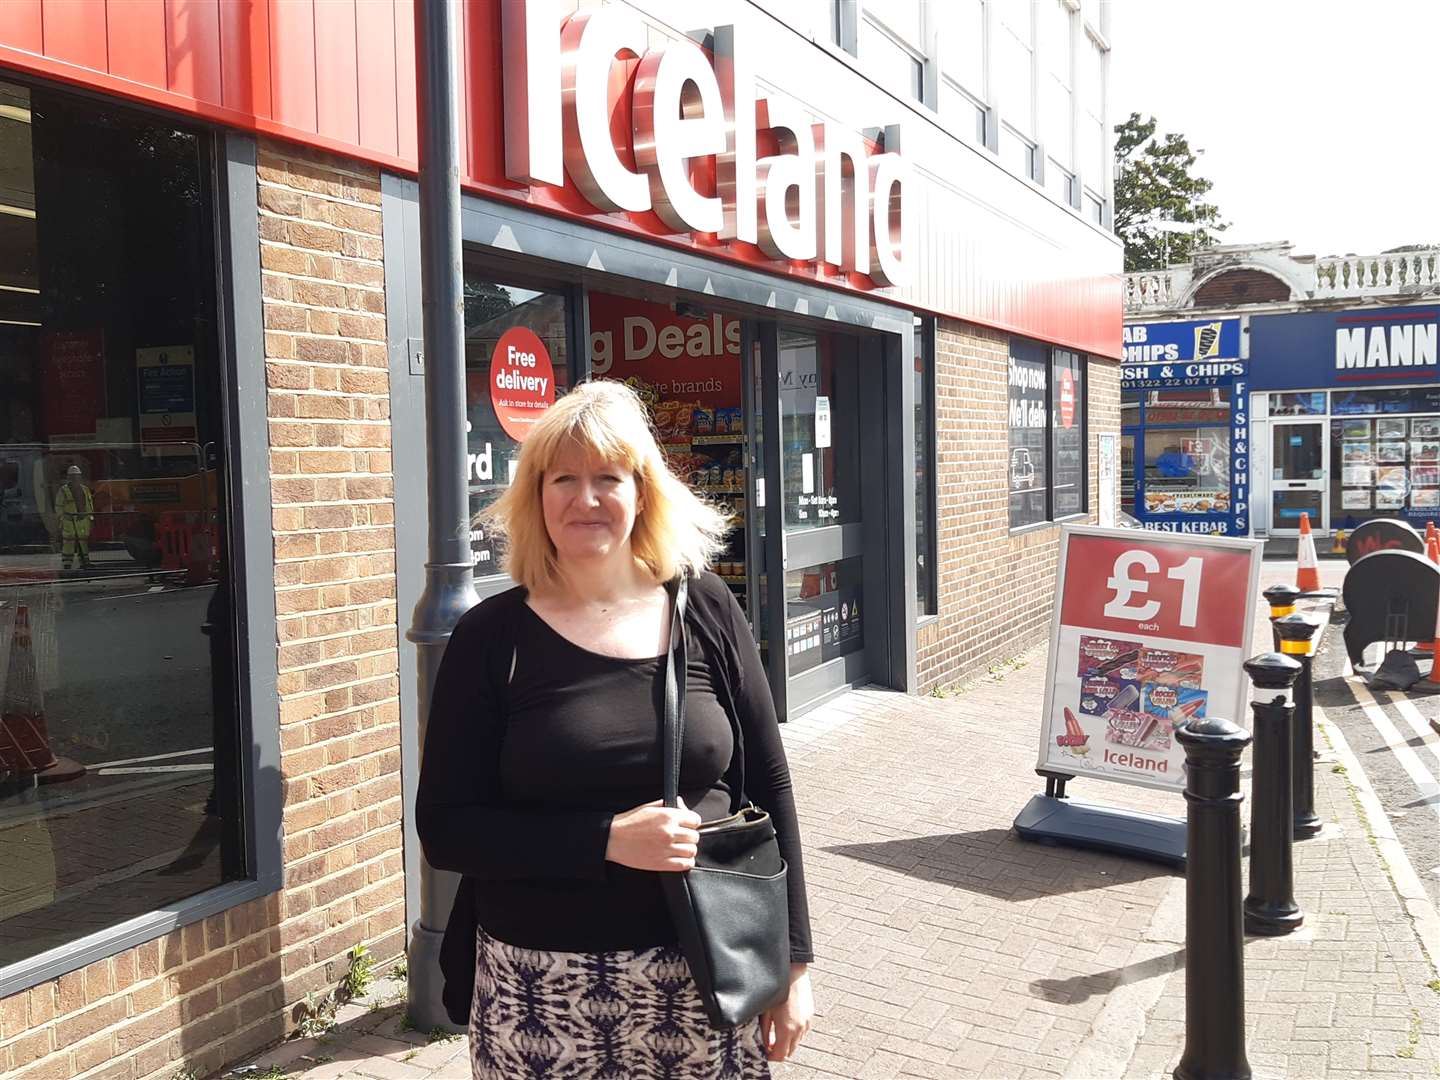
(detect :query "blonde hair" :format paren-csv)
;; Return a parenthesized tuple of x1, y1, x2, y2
(485, 380, 730, 592)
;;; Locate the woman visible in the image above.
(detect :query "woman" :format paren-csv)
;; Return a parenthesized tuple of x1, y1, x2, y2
(417, 380, 813, 1079)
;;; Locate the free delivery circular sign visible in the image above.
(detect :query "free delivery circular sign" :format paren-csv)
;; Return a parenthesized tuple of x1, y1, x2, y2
(490, 327, 555, 441)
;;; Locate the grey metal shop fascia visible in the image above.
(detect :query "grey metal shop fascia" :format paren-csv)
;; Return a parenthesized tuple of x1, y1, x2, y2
(458, 191, 913, 334)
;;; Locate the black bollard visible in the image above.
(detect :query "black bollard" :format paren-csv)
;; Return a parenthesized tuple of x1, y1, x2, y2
(1174, 716, 1253, 1080)
(1275, 613, 1323, 839)
(1262, 583, 1301, 653)
(1242, 653, 1305, 936)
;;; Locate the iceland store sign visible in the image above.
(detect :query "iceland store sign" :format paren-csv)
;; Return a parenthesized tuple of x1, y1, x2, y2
(500, 3, 910, 285)
(1249, 306, 1439, 389)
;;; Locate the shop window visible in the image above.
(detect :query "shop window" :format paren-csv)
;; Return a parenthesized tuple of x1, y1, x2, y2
(1009, 339, 1090, 528)
(586, 289, 749, 611)
(1007, 339, 1049, 527)
(463, 270, 573, 577)
(915, 320, 937, 617)
(1146, 387, 1230, 426)
(1331, 415, 1440, 527)
(783, 556, 864, 676)
(0, 80, 241, 968)
(1331, 386, 1440, 416)
(778, 329, 860, 533)
(1269, 392, 1326, 417)
(1120, 434, 1136, 517)
(1051, 349, 1087, 517)
(1143, 426, 1232, 516)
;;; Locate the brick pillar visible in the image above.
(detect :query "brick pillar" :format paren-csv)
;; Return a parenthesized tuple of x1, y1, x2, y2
(256, 141, 407, 1008)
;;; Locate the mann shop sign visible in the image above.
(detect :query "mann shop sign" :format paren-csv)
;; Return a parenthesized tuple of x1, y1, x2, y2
(1249, 306, 1440, 390)
(502, 3, 909, 286)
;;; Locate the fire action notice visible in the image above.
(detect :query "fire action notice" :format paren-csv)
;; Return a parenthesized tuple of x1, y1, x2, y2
(1039, 527, 1261, 793)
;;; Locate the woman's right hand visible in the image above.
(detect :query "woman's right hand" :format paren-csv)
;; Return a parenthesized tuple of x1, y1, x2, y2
(605, 799, 701, 872)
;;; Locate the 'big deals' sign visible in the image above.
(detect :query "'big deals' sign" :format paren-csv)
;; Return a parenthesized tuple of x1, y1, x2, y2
(1037, 525, 1262, 792)
(500, 3, 909, 286)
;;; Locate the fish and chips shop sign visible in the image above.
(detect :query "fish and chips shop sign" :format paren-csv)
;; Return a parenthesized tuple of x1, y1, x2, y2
(1122, 320, 1249, 537)
(500, 3, 909, 285)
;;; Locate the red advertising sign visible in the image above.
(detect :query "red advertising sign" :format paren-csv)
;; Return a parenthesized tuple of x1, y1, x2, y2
(1059, 367, 1075, 429)
(1038, 525, 1262, 792)
(586, 291, 741, 409)
(41, 330, 105, 437)
(490, 327, 556, 441)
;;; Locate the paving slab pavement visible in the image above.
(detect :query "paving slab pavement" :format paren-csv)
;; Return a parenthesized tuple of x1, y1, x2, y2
(231, 558, 1439, 1079)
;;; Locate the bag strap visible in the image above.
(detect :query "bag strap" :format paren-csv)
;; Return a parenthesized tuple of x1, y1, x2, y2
(662, 575, 748, 813)
(662, 576, 689, 809)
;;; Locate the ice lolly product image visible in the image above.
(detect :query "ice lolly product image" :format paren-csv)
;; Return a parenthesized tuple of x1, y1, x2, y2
(1099, 683, 1141, 718)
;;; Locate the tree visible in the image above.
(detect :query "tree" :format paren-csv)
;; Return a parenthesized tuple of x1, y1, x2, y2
(1113, 113, 1226, 272)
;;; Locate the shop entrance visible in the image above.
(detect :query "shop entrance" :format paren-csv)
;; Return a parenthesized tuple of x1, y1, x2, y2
(1270, 419, 1327, 533)
(584, 290, 889, 715)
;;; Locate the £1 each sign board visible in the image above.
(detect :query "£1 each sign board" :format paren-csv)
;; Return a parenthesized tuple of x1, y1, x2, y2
(1038, 525, 1262, 792)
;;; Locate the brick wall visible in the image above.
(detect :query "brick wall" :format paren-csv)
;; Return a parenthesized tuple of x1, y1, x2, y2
(917, 318, 1121, 692)
(0, 141, 404, 1080)
(258, 139, 406, 1027)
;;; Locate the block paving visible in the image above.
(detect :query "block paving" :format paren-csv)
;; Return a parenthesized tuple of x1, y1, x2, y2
(237, 569, 1440, 1079)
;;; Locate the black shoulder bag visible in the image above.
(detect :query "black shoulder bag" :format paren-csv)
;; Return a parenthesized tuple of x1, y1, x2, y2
(660, 575, 791, 1029)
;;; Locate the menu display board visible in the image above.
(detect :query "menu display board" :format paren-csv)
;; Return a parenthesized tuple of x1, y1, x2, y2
(1334, 414, 1440, 520)
(1037, 526, 1262, 793)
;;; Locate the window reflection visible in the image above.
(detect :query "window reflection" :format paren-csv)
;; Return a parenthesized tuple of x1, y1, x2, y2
(0, 80, 239, 966)
(783, 558, 864, 676)
(778, 330, 859, 532)
(462, 270, 570, 576)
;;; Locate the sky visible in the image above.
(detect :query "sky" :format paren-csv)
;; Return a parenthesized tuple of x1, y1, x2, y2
(1107, 0, 1440, 258)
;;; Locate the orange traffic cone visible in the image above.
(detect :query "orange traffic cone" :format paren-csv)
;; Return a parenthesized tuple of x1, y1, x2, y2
(1295, 512, 1321, 593)
(1421, 533, 1440, 659)
(0, 604, 84, 783)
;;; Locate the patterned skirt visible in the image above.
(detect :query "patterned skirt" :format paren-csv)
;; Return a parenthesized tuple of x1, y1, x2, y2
(469, 929, 771, 1080)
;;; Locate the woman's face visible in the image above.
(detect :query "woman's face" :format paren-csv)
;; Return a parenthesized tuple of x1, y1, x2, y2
(541, 442, 642, 568)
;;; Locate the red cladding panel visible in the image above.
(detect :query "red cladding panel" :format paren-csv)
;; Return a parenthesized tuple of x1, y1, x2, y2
(0, 1, 1121, 358)
(268, 0, 317, 133)
(314, 0, 358, 146)
(0, 2, 42, 54)
(42, 0, 109, 70)
(392, 0, 417, 161)
(165, 0, 223, 105)
(218, 0, 271, 116)
(354, 0, 397, 156)
(107, 0, 166, 87)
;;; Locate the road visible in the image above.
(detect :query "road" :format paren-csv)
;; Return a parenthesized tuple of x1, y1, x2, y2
(0, 575, 228, 965)
(2, 573, 220, 820)
(1313, 628, 1440, 914)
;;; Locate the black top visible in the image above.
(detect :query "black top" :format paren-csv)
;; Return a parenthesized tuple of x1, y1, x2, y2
(416, 572, 813, 964)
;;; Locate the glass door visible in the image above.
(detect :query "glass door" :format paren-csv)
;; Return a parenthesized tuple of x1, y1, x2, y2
(1270, 419, 1327, 533)
(753, 325, 879, 716)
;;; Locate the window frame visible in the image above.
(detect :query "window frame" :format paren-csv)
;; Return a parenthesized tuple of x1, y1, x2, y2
(0, 98, 279, 998)
(915, 318, 938, 620)
(457, 259, 585, 593)
(858, 6, 932, 105)
(1006, 338, 1091, 532)
(1050, 348, 1090, 521)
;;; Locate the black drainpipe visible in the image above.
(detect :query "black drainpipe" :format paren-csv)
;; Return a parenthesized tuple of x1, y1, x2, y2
(405, 0, 478, 1032)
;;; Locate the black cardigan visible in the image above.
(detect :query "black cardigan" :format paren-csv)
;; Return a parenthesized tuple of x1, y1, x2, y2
(416, 572, 812, 1023)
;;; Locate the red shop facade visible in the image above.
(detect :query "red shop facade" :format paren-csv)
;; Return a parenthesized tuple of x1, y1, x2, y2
(0, 3, 1121, 1077)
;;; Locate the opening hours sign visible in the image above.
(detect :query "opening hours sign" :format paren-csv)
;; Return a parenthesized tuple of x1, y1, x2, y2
(1037, 525, 1262, 792)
